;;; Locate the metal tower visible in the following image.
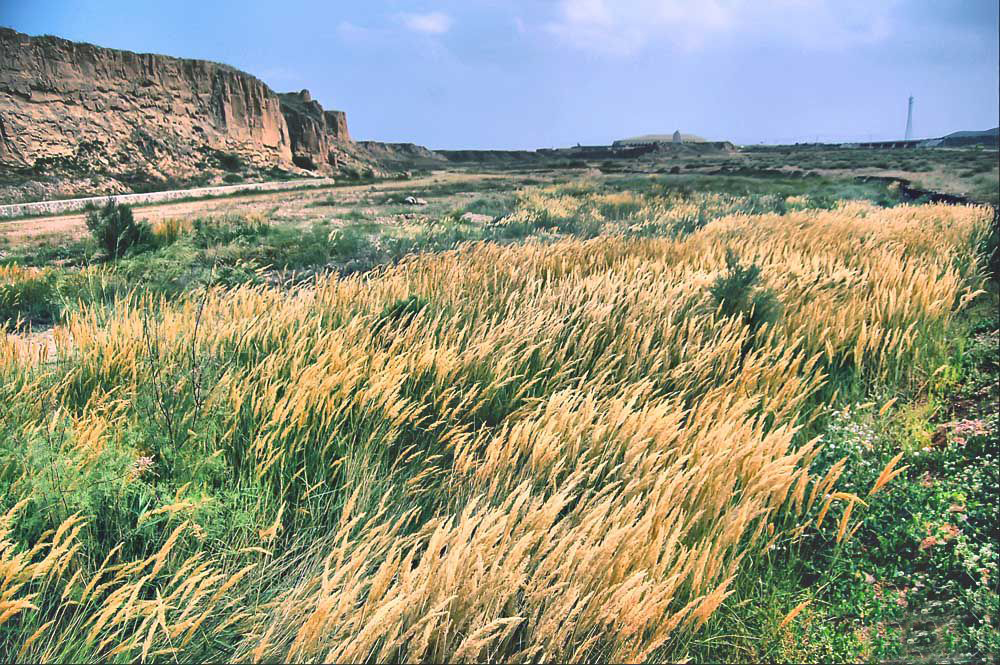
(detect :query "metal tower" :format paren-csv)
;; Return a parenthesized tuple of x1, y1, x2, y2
(905, 95, 914, 140)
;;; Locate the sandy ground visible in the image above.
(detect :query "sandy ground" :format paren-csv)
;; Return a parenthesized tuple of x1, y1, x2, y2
(0, 171, 505, 245)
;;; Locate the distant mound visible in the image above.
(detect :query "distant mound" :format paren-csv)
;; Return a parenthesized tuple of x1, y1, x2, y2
(355, 141, 446, 170)
(942, 128, 999, 139)
(616, 133, 709, 145)
(939, 127, 999, 147)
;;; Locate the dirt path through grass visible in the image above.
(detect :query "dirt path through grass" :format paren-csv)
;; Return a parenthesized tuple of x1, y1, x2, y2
(0, 171, 504, 244)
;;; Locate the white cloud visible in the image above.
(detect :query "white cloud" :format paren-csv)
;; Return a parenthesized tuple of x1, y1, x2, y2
(546, 0, 899, 56)
(399, 11, 454, 35)
(336, 21, 375, 43)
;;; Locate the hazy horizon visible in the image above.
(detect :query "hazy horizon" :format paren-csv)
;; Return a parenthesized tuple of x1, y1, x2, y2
(3, 0, 998, 149)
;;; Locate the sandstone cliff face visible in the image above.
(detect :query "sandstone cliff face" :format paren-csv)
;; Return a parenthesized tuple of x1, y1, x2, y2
(279, 90, 353, 171)
(0, 28, 298, 181)
(0, 28, 448, 203)
(325, 111, 350, 141)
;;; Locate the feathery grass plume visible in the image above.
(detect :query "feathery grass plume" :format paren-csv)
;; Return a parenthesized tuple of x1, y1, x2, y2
(0, 199, 991, 662)
(778, 599, 812, 629)
(868, 452, 909, 497)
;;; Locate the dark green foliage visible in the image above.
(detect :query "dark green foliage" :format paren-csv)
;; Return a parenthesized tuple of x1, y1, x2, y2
(325, 226, 372, 260)
(371, 295, 430, 341)
(0, 269, 128, 329)
(85, 200, 152, 259)
(0, 237, 93, 268)
(709, 249, 781, 341)
(804, 317, 999, 660)
(339, 166, 362, 180)
(602, 171, 909, 210)
(192, 215, 270, 248)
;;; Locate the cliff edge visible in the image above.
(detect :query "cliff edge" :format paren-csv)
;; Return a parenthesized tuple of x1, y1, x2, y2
(0, 28, 390, 201)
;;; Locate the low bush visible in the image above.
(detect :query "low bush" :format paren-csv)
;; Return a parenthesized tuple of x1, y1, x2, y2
(192, 214, 270, 248)
(371, 294, 430, 340)
(85, 199, 153, 259)
(710, 249, 782, 345)
(0, 265, 126, 328)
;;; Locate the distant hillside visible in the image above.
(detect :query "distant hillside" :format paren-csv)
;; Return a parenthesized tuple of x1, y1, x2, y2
(939, 127, 999, 147)
(942, 128, 999, 139)
(617, 133, 709, 145)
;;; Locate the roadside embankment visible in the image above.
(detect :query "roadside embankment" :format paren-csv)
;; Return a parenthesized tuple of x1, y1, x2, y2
(0, 178, 336, 219)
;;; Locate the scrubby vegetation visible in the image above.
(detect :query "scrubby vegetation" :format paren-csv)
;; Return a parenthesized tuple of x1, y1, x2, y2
(85, 199, 153, 259)
(0, 173, 996, 662)
(733, 146, 1000, 205)
(5, 177, 901, 315)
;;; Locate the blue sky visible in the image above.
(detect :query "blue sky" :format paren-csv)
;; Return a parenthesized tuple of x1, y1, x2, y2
(3, 0, 998, 148)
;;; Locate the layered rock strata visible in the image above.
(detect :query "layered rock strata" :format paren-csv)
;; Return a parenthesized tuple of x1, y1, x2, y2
(0, 28, 363, 194)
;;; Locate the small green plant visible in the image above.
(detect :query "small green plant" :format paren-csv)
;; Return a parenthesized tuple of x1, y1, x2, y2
(192, 214, 270, 248)
(85, 199, 152, 260)
(371, 294, 429, 341)
(710, 249, 781, 341)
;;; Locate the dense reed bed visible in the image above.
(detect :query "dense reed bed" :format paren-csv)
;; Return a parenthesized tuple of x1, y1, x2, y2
(0, 200, 991, 662)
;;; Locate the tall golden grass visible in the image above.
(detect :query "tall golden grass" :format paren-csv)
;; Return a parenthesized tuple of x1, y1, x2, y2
(0, 201, 990, 662)
(499, 185, 780, 235)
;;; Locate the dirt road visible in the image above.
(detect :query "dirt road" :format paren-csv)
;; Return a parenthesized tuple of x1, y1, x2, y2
(0, 172, 502, 244)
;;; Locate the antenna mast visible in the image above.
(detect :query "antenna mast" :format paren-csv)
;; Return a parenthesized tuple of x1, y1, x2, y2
(905, 95, 914, 140)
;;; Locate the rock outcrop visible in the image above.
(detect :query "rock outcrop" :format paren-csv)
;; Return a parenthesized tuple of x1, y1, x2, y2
(0, 28, 376, 200)
(278, 90, 353, 171)
(0, 28, 297, 177)
(325, 110, 350, 142)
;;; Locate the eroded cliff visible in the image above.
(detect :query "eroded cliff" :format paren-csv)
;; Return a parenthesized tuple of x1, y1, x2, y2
(0, 28, 376, 201)
(278, 90, 354, 171)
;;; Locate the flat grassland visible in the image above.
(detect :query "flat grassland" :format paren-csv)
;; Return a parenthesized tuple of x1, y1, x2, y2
(0, 165, 997, 662)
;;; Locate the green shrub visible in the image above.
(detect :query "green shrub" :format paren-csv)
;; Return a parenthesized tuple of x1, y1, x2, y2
(710, 249, 781, 343)
(85, 200, 152, 260)
(598, 200, 642, 220)
(192, 214, 270, 248)
(327, 226, 372, 260)
(371, 295, 429, 341)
